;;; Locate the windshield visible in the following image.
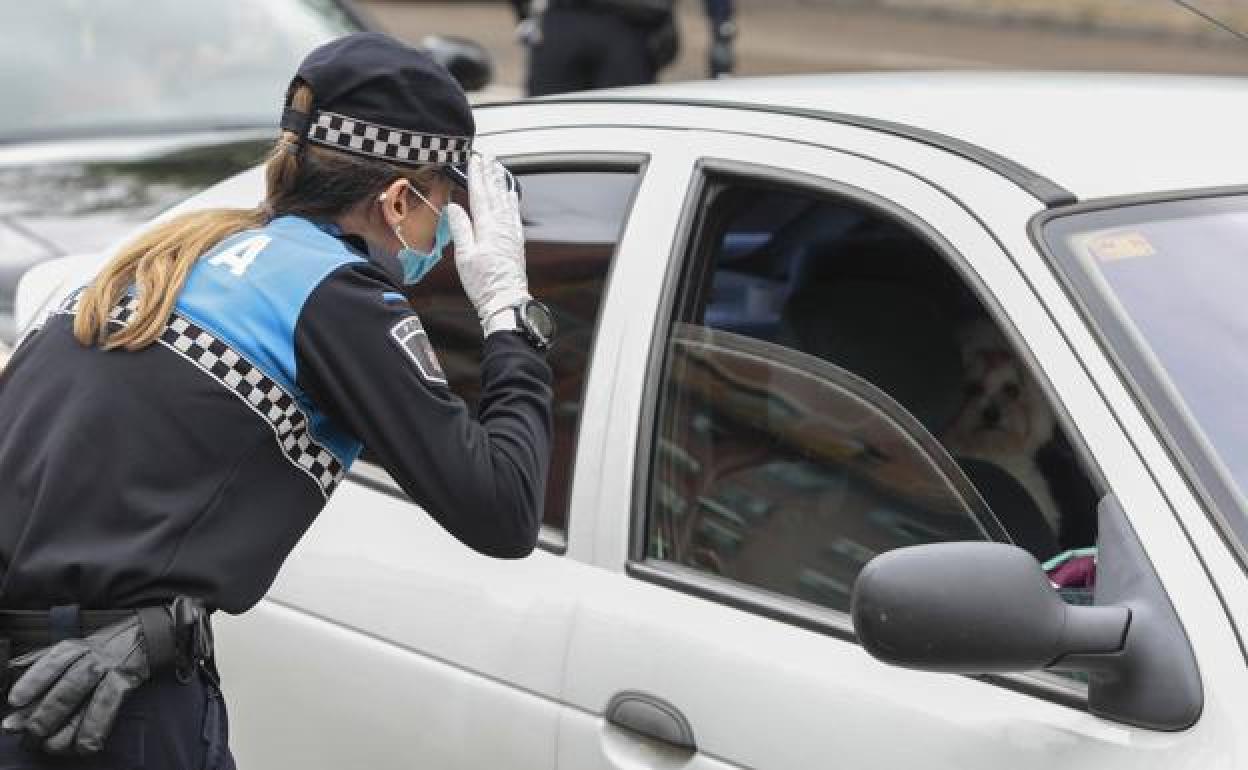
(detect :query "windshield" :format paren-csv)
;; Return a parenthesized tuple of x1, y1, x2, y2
(1044, 194, 1248, 549)
(0, 0, 359, 141)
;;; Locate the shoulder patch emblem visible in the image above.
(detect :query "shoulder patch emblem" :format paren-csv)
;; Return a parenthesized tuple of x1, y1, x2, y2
(389, 316, 447, 386)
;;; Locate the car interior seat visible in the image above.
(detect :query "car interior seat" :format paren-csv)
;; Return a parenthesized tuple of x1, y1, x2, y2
(776, 277, 1059, 558)
(777, 279, 965, 436)
(956, 458, 1061, 561)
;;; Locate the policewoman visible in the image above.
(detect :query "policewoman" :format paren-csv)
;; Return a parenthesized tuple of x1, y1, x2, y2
(0, 32, 554, 767)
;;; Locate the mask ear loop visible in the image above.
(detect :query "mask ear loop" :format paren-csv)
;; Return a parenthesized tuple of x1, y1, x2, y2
(379, 182, 440, 251)
(377, 189, 404, 249)
(407, 184, 442, 216)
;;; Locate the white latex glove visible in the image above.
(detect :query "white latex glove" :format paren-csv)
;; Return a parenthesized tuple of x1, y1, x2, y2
(446, 154, 531, 335)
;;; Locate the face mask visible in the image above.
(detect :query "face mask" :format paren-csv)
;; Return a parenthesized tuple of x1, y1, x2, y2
(380, 184, 450, 285)
(397, 206, 450, 285)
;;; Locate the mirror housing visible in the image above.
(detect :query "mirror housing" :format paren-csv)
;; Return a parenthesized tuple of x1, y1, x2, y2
(420, 35, 494, 92)
(851, 495, 1203, 731)
(852, 542, 1129, 673)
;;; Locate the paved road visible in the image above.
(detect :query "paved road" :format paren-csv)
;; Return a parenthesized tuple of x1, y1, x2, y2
(363, 0, 1248, 98)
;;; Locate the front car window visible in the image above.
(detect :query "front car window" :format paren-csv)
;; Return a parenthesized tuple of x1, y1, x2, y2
(0, 0, 359, 140)
(645, 174, 1101, 617)
(1043, 194, 1248, 561)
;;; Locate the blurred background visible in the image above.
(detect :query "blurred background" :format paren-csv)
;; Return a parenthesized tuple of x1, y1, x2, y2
(0, 0, 1245, 360)
(369, 0, 1248, 96)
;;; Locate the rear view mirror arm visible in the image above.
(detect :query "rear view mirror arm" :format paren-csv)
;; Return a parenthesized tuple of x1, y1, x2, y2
(1072, 494, 1203, 730)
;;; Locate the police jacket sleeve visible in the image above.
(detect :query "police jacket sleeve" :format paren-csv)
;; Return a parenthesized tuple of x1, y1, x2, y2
(294, 262, 553, 558)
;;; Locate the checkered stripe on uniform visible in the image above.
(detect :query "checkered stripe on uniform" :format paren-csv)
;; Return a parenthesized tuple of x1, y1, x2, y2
(160, 315, 345, 497)
(46, 289, 136, 323)
(54, 293, 345, 498)
(307, 111, 471, 166)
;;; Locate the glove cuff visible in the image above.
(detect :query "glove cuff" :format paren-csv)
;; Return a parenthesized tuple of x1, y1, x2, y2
(478, 290, 532, 325)
(483, 306, 521, 336)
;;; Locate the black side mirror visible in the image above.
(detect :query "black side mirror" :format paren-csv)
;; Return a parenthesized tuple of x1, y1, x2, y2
(420, 35, 494, 93)
(852, 542, 1129, 673)
(851, 496, 1203, 732)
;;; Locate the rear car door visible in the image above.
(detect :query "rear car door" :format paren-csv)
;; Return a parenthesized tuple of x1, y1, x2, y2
(556, 125, 1246, 769)
(213, 125, 697, 769)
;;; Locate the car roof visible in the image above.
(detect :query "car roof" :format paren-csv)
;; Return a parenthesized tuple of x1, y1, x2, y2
(573, 72, 1248, 201)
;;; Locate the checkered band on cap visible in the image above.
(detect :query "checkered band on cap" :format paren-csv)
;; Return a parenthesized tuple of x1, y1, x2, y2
(306, 110, 471, 167)
(52, 292, 346, 499)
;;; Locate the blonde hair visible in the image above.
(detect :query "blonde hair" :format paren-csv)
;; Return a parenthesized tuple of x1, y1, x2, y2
(74, 83, 443, 350)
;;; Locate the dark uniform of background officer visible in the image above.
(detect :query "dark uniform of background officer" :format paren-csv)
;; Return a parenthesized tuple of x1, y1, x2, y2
(0, 32, 554, 768)
(511, 0, 737, 96)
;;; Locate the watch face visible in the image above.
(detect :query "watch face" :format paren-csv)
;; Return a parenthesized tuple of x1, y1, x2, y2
(524, 301, 556, 340)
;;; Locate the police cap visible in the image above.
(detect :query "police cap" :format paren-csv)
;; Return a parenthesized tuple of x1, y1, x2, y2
(281, 32, 476, 175)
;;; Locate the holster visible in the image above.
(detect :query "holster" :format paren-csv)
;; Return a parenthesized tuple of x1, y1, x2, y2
(135, 598, 215, 683)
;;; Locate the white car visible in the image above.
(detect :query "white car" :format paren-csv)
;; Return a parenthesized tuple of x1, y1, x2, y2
(16, 72, 1248, 769)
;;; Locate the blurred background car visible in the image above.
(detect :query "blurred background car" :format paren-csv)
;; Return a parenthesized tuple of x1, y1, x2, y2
(0, 0, 494, 345)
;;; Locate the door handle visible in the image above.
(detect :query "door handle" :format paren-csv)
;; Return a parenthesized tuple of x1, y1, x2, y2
(605, 691, 697, 752)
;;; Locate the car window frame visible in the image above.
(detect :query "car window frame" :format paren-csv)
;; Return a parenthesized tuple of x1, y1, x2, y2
(347, 151, 650, 556)
(629, 156, 1103, 708)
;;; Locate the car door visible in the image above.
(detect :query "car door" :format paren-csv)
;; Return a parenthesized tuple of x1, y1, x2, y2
(212, 126, 697, 769)
(556, 129, 1247, 769)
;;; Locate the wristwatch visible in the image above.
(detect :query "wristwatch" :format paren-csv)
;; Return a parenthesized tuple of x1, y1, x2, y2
(513, 299, 556, 352)
(486, 299, 556, 351)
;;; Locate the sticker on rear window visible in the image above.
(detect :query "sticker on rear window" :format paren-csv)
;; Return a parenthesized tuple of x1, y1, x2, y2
(1086, 231, 1156, 262)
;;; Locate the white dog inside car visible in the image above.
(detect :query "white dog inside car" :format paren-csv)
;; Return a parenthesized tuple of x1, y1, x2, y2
(942, 319, 1061, 533)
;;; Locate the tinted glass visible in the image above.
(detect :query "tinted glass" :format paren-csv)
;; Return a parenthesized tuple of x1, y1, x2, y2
(1045, 195, 1248, 551)
(409, 169, 639, 532)
(0, 0, 359, 139)
(650, 323, 996, 612)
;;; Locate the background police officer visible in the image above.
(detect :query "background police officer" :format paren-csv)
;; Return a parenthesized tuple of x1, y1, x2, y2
(512, 0, 737, 96)
(0, 32, 553, 767)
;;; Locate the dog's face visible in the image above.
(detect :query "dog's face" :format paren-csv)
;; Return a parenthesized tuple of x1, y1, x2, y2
(943, 323, 1054, 457)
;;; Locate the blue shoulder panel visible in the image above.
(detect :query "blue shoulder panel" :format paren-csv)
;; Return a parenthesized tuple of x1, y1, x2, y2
(177, 216, 364, 467)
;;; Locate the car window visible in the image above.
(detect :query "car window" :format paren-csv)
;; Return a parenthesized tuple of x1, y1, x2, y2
(643, 175, 1102, 615)
(401, 167, 640, 533)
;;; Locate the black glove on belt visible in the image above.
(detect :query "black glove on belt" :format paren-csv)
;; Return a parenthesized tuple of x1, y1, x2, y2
(1, 597, 211, 756)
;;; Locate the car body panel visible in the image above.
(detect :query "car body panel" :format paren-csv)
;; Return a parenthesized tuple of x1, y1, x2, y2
(214, 599, 564, 769)
(215, 476, 580, 769)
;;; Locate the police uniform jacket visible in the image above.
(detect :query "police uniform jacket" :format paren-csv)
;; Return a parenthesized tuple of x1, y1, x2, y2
(0, 215, 553, 614)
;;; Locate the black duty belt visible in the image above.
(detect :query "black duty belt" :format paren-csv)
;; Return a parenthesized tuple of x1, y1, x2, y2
(0, 606, 135, 657)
